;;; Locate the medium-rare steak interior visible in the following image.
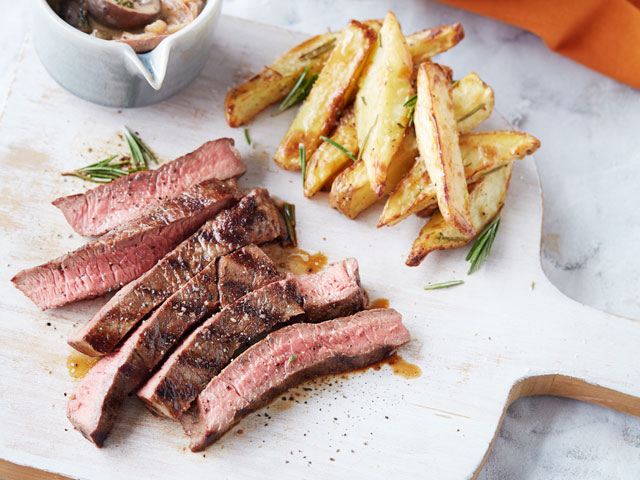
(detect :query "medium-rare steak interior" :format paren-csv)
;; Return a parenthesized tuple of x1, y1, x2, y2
(12, 179, 236, 310)
(138, 277, 304, 419)
(53, 138, 247, 236)
(181, 308, 410, 451)
(68, 188, 287, 356)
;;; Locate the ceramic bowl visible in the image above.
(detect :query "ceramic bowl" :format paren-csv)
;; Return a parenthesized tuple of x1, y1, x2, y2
(32, 0, 222, 108)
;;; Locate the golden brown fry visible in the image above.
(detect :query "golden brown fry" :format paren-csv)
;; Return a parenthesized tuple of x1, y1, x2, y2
(453, 72, 494, 134)
(414, 62, 473, 235)
(406, 162, 513, 267)
(225, 32, 340, 128)
(304, 107, 358, 197)
(378, 131, 540, 227)
(273, 21, 376, 171)
(224, 23, 464, 128)
(329, 131, 417, 219)
(357, 11, 413, 196)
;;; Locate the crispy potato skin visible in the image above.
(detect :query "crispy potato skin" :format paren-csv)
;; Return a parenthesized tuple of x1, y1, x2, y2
(357, 11, 414, 196)
(224, 23, 465, 127)
(378, 131, 540, 227)
(224, 32, 340, 127)
(406, 162, 513, 266)
(273, 21, 376, 171)
(415, 62, 473, 235)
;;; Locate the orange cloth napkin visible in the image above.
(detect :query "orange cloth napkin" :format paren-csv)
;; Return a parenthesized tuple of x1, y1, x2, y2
(434, 0, 640, 89)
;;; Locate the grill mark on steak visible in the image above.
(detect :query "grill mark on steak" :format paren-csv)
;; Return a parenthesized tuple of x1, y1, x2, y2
(66, 261, 220, 447)
(180, 308, 410, 451)
(53, 138, 247, 236)
(217, 244, 284, 306)
(67, 189, 287, 356)
(12, 179, 236, 311)
(138, 278, 304, 419)
(294, 258, 368, 322)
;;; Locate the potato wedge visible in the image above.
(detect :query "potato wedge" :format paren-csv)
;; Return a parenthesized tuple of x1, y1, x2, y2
(406, 162, 513, 267)
(330, 72, 494, 219)
(304, 107, 357, 197)
(329, 131, 417, 219)
(378, 131, 540, 227)
(415, 62, 473, 235)
(273, 21, 376, 171)
(356, 11, 413, 196)
(454, 72, 494, 134)
(224, 23, 465, 128)
(225, 31, 340, 128)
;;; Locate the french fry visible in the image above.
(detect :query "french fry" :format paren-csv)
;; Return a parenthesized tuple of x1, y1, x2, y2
(225, 32, 340, 128)
(378, 131, 540, 227)
(406, 162, 513, 267)
(304, 107, 357, 197)
(224, 24, 465, 128)
(414, 62, 473, 235)
(329, 131, 417, 219)
(273, 21, 376, 171)
(356, 11, 413, 195)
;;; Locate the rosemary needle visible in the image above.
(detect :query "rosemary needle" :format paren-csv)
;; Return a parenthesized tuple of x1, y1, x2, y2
(282, 202, 297, 247)
(299, 143, 307, 186)
(424, 280, 464, 290)
(457, 103, 486, 123)
(466, 216, 501, 274)
(244, 128, 251, 146)
(320, 136, 358, 163)
(403, 94, 418, 127)
(275, 66, 318, 114)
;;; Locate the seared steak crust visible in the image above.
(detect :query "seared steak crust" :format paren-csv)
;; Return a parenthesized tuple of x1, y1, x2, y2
(12, 179, 235, 310)
(53, 138, 247, 236)
(138, 278, 304, 419)
(217, 244, 283, 306)
(68, 189, 286, 356)
(181, 309, 410, 451)
(66, 261, 220, 446)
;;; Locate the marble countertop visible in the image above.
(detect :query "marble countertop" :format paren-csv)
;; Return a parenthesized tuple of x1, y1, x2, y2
(2, 1, 639, 478)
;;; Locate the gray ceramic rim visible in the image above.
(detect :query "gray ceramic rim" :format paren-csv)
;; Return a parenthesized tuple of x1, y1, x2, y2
(37, 0, 222, 59)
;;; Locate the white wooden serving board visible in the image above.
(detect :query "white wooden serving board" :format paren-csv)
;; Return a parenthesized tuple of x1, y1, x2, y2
(1, 15, 639, 480)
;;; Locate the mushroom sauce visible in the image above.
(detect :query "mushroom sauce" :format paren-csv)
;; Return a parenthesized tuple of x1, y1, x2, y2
(48, 0, 206, 52)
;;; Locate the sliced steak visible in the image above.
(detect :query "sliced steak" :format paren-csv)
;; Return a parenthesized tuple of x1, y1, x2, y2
(294, 258, 368, 322)
(68, 189, 286, 356)
(138, 278, 304, 419)
(12, 180, 236, 310)
(217, 244, 283, 306)
(66, 261, 220, 447)
(181, 308, 410, 451)
(53, 138, 247, 236)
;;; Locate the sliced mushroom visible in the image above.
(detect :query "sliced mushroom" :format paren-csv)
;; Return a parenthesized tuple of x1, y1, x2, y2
(85, 0, 161, 31)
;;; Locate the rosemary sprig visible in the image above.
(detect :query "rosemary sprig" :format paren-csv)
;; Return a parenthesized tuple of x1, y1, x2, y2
(282, 202, 297, 247)
(320, 136, 358, 163)
(123, 126, 157, 168)
(457, 103, 486, 124)
(299, 143, 307, 186)
(275, 66, 318, 114)
(244, 128, 251, 146)
(466, 216, 500, 274)
(63, 127, 157, 183)
(424, 280, 464, 290)
(404, 94, 417, 127)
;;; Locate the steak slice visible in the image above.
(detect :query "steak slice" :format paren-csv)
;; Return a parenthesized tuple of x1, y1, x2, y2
(181, 308, 410, 451)
(138, 278, 304, 419)
(294, 258, 368, 322)
(66, 261, 220, 447)
(217, 244, 284, 306)
(12, 180, 236, 310)
(68, 189, 286, 356)
(53, 138, 247, 236)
